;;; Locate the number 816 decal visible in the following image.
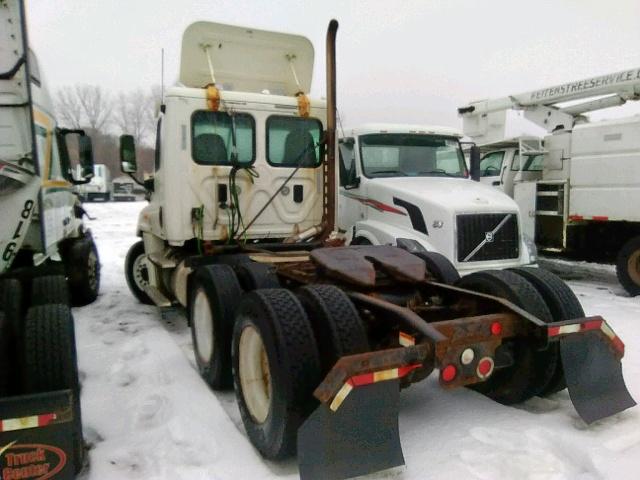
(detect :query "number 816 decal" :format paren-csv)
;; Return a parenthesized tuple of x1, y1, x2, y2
(2, 199, 35, 262)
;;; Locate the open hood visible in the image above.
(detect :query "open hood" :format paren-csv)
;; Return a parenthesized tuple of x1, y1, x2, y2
(180, 21, 314, 95)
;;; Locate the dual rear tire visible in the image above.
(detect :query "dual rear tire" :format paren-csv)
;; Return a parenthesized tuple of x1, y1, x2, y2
(457, 267, 584, 404)
(189, 262, 368, 459)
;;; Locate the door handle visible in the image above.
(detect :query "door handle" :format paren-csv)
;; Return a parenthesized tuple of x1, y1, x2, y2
(492, 181, 500, 186)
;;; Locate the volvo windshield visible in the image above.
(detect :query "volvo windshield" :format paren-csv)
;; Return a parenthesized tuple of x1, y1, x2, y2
(359, 133, 468, 178)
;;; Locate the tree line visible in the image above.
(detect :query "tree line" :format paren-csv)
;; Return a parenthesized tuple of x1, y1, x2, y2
(54, 85, 160, 178)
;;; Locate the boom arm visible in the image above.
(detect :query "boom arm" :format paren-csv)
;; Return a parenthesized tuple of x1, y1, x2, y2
(459, 67, 640, 144)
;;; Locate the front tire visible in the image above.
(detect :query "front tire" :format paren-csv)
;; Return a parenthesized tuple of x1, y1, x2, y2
(616, 236, 640, 296)
(124, 241, 152, 305)
(232, 289, 321, 459)
(61, 232, 100, 306)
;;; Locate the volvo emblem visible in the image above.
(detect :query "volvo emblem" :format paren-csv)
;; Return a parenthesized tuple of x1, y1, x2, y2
(485, 231, 494, 243)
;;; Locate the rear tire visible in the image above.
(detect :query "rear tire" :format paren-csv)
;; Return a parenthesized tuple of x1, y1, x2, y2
(616, 236, 640, 296)
(232, 289, 321, 459)
(189, 264, 243, 390)
(31, 275, 70, 306)
(509, 267, 585, 395)
(124, 240, 152, 305)
(297, 284, 369, 375)
(236, 262, 281, 291)
(61, 232, 100, 306)
(456, 270, 557, 404)
(22, 304, 84, 473)
(413, 251, 460, 284)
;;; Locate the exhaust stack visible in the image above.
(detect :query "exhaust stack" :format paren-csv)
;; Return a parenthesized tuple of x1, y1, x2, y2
(323, 20, 338, 237)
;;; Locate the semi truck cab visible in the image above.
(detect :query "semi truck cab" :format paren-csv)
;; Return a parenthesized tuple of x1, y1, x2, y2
(337, 124, 537, 274)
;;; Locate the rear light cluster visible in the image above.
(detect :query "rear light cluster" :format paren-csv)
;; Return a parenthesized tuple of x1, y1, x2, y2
(440, 321, 501, 383)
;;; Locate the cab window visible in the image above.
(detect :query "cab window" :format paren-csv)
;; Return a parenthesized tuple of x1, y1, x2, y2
(512, 151, 544, 171)
(191, 111, 255, 165)
(479, 151, 504, 177)
(266, 116, 322, 167)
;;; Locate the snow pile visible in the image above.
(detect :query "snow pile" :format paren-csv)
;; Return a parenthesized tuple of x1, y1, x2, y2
(75, 202, 640, 479)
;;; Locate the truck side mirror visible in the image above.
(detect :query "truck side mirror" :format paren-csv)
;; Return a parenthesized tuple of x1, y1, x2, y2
(120, 134, 137, 173)
(78, 136, 94, 180)
(469, 145, 481, 181)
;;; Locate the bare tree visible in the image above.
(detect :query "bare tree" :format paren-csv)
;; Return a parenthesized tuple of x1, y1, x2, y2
(55, 86, 84, 129)
(76, 85, 112, 131)
(55, 84, 112, 132)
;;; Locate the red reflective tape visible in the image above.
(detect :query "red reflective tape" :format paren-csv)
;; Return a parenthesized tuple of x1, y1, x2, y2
(548, 326, 561, 337)
(569, 215, 583, 221)
(398, 364, 421, 377)
(591, 216, 608, 222)
(349, 372, 375, 387)
(38, 413, 56, 427)
(582, 319, 603, 331)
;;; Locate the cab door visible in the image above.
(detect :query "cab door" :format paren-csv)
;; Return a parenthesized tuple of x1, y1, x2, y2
(478, 150, 506, 190)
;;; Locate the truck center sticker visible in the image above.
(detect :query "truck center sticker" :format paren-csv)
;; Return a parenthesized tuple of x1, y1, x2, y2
(0, 443, 66, 480)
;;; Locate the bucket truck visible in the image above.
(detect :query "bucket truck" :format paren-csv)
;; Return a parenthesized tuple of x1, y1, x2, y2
(120, 19, 634, 480)
(459, 67, 640, 296)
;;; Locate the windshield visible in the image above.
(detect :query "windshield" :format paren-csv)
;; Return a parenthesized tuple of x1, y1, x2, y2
(359, 134, 467, 178)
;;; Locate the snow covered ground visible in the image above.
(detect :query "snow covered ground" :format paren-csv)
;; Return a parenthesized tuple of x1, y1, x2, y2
(75, 202, 640, 480)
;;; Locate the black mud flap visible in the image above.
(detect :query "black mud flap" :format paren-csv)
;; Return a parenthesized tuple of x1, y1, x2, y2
(561, 331, 636, 424)
(297, 380, 404, 480)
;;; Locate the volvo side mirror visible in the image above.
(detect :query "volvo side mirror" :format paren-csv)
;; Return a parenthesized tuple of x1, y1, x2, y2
(469, 145, 481, 181)
(120, 134, 137, 173)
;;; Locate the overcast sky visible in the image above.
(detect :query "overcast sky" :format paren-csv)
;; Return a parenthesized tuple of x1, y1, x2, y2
(27, 0, 640, 131)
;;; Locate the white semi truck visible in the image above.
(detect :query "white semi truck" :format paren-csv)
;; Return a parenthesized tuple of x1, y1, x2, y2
(459, 68, 640, 295)
(76, 163, 111, 201)
(337, 123, 537, 275)
(119, 19, 635, 480)
(1, 0, 101, 475)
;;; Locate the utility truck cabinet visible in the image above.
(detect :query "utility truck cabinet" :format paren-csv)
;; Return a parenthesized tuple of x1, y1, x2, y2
(569, 117, 640, 222)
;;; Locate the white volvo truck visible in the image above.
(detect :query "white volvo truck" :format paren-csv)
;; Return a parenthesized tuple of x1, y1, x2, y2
(337, 124, 537, 275)
(459, 67, 640, 295)
(1, 0, 100, 475)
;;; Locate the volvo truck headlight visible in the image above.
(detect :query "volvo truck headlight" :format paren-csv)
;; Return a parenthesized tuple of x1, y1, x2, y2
(396, 238, 427, 254)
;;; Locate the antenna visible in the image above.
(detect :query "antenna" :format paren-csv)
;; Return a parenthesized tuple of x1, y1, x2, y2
(161, 48, 165, 104)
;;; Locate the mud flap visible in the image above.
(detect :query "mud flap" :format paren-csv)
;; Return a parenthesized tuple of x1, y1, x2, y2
(561, 331, 636, 424)
(297, 379, 404, 480)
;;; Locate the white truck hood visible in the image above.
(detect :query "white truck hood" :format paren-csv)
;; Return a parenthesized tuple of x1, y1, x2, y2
(368, 176, 518, 213)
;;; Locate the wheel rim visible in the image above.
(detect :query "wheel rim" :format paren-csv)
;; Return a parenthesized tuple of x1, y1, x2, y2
(87, 250, 98, 291)
(132, 253, 149, 292)
(628, 250, 640, 286)
(193, 289, 214, 364)
(239, 324, 272, 424)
